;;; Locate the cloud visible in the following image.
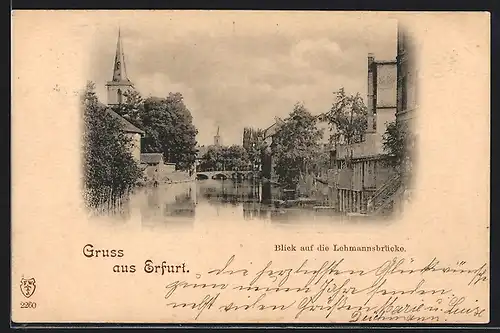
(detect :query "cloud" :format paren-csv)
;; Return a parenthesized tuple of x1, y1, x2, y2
(88, 13, 397, 145)
(290, 38, 343, 67)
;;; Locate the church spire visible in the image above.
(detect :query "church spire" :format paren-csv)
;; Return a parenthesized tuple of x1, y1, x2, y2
(112, 27, 129, 83)
(106, 27, 133, 106)
(214, 126, 221, 146)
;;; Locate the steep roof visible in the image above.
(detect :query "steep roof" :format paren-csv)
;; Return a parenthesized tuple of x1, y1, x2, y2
(94, 101, 145, 134)
(111, 28, 130, 83)
(140, 153, 163, 164)
(263, 117, 285, 139)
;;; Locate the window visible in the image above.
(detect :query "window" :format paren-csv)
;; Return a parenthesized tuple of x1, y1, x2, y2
(117, 88, 123, 104)
(362, 161, 365, 187)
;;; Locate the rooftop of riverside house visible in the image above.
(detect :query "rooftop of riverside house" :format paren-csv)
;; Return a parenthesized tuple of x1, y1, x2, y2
(140, 153, 164, 164)
(94, 101, 145, 135)
(106, 108, 145, 135)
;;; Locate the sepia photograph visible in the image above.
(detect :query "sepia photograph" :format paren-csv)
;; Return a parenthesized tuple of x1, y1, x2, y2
(12, 11, 489, 325)
(82, 14, 418, 228)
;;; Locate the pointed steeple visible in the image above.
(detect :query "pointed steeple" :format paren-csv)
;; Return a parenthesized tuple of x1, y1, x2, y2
(106, 27, 133, 106)
(112, 27, 129, 82)
(214, 126, 221, 146)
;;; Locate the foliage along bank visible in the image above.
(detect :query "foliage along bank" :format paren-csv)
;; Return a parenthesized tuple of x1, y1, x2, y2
(81, 82, 142, 211)
(114, 90, 198, 171)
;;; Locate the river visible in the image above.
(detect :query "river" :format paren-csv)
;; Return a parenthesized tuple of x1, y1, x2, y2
(90, 179, 382, 231)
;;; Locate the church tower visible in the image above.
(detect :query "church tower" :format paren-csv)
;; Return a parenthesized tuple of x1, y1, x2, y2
(214, 126, 221, 146)
(106, 28, 134, 106)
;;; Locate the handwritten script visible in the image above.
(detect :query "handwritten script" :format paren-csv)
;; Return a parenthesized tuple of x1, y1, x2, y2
(163, 255, 488, 322)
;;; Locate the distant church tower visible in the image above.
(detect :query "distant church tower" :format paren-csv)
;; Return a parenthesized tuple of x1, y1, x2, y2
(106, 28, 134, 106)
(214, 126, 222, 146)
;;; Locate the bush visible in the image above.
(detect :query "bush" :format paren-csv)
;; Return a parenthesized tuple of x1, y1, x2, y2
(382, 120, 417, 182)
(82, 82, 142, 211)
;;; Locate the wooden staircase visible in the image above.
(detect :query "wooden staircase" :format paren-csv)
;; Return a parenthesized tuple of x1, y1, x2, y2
(366, 174, 403, 215)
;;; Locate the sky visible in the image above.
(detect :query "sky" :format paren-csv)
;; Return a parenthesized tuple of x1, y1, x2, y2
(88, 11, 397, 146)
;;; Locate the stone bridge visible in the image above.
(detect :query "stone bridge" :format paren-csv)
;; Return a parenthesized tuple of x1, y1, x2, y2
(196, 170, 258, 180)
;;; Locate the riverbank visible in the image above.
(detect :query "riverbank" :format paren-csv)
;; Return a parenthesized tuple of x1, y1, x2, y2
(138, 170, 194, 188)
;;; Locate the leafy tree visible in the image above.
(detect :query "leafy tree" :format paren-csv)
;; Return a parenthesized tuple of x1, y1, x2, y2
(140, 93, 198, 171)
(243, 127, 265, 171)
(81, 81, 142, 210)
(113, 89, 144, 129)
(271, 103, 323, 188)
(198, 145, 223, 171)
(223, 145, 249, 171)
(313, 144, 333, 177)
(382, 120, 417, 183)
(198, 144, 249, 171)
(322, 87, 367, 145)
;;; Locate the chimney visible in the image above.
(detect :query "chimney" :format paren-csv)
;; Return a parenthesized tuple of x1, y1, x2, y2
(368, 52, 375, 67)
(366, 53, 376, 134)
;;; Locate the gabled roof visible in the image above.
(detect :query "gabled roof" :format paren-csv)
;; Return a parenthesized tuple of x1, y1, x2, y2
(106, 108, 145, 134)
(94, 101, 145, 134)
(263, 117, 285, 139)
(140, 153, 163, 164)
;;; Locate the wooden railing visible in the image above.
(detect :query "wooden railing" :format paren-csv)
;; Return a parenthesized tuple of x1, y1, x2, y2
(366, 174, 402, 214)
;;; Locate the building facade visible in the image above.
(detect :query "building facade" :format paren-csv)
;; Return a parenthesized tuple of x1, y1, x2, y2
(396, 25, 418, 128)
(331, 24, 419, 215)
(396, 23, 419, 205)
(140, 153, 164, 184)
(332, 53, 399, 214)
(107, 109, 144, 162)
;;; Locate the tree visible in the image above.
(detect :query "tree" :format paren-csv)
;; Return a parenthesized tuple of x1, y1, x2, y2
(223, 145, 249, 171)
(113, 89, 144, 129)
(198, 145, 222, 171)
(243, 127, 265, 171)
(198, 144, 249, 172)
(382, 120, 417, 184)
(81, 81, 142, 210)
(322, 87, 367, 146)
(140, 93, 198, 171)
(312, 144, 333, 177)
(272, 103, 323, 188)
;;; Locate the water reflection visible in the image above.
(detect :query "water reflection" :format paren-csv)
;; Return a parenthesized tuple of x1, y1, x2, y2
(140, 183, 196, 230)
(198, 179, 281, 205)
(128, 179, 360, 229)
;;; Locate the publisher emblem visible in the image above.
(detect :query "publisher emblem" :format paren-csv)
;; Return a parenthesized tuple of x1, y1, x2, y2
(20, 277, 36, 298)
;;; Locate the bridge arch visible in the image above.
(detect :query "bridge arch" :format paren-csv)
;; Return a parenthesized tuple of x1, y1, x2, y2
(212, 173, 228, 180)
(195, 170, 259, 180)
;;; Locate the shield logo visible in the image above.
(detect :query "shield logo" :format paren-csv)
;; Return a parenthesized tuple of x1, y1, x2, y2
(20, 277, 36, 298)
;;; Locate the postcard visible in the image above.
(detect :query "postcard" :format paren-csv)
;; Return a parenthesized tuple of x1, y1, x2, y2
(11, 10, 490, 324)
